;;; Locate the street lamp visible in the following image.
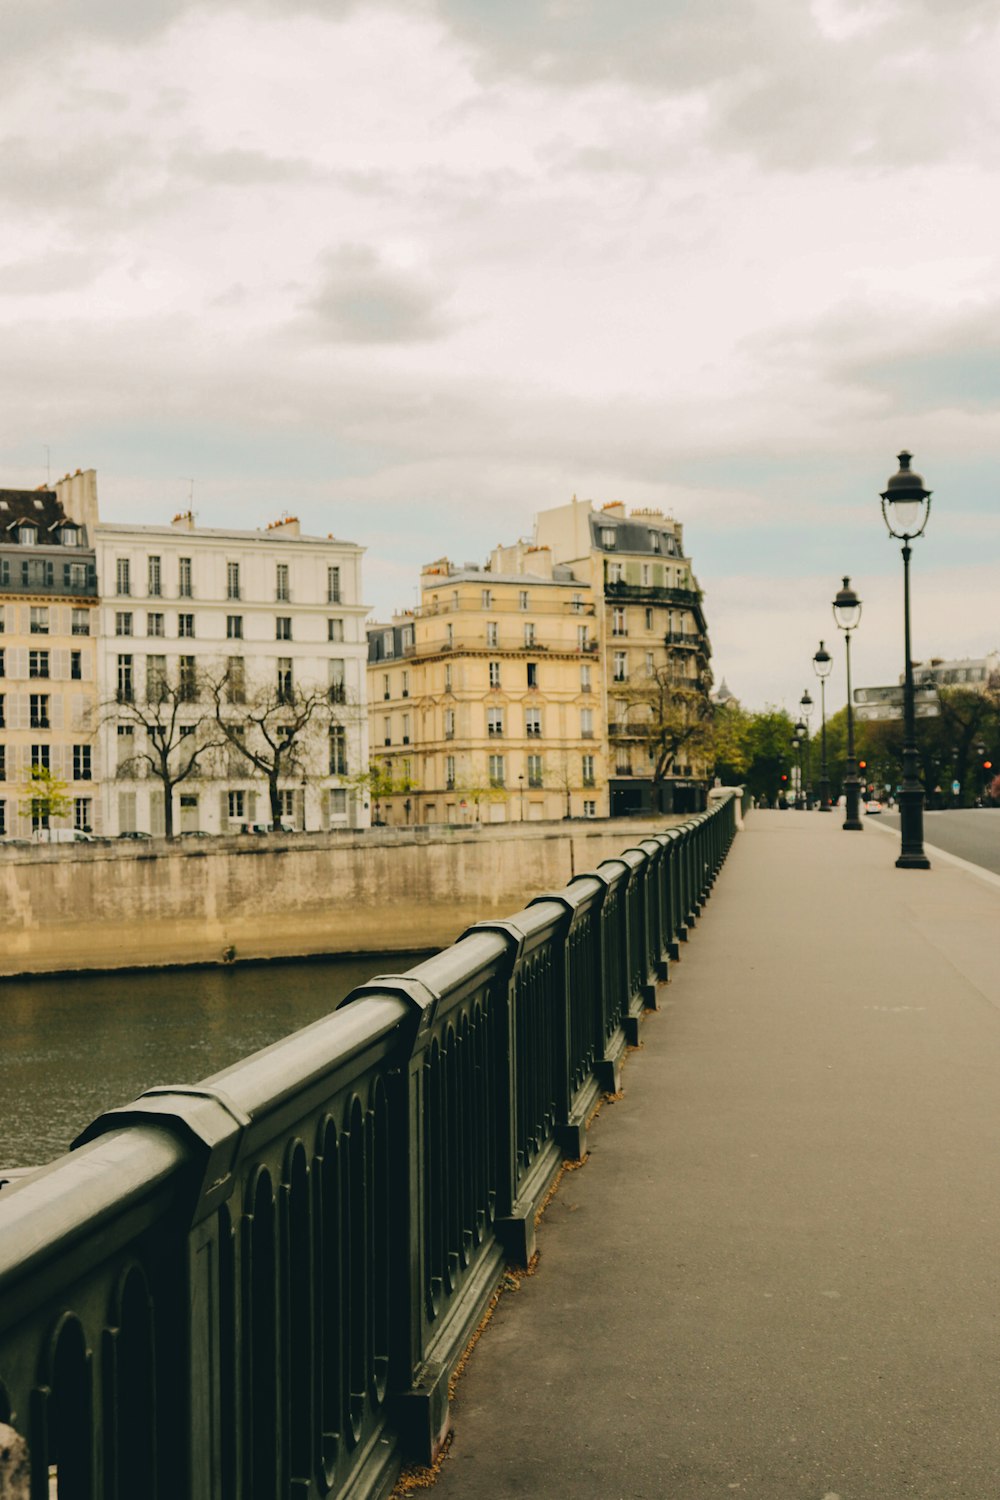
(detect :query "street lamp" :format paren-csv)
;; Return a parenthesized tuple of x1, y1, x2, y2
(799, 690, 814, 808)
(793, 719, 807, 809)
(790, 734, 800, 807)
(833, 576, 863, 831)
(812, 642, 833, 810)
(880, 451, 932, 869)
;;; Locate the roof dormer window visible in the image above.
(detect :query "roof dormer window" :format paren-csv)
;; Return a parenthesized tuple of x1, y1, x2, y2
(18, 525, 37, 545)
(60, 525, 79, 546)
(600, 527, 616, 548)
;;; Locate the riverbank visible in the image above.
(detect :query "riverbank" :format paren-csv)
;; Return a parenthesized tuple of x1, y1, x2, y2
(0, 816, 685, 976)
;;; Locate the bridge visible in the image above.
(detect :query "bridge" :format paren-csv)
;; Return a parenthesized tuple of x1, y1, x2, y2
(2, 795, 999, 1498)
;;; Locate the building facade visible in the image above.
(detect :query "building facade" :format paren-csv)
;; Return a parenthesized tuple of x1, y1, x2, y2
(0, 483, 100, 839)
(535, 498, 713, 814)
(368, 544, 607, 824)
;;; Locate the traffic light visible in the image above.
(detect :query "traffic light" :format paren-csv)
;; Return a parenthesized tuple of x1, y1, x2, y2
(858, 760, 867, 771)
(985, 761, 993, 771)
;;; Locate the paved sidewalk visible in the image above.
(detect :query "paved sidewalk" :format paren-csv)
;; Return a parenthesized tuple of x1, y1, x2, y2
(430, 810, 1000, 1500)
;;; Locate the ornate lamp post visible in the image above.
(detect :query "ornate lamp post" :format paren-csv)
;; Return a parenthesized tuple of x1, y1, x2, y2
(833, 576, 863, 831)
(793, 721, 807, 808)
(812, 642, 833, 810)
(799, 690, 814, 808)
(880, 451, 932, 869)
(790, 733, 801, 807)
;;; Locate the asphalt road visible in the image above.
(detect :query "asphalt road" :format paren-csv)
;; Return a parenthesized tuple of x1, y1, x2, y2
(879, 806, 1000, 875)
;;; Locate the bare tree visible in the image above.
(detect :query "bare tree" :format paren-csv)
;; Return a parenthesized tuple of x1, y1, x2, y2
(210, 667, 335, 829)
(98, 662, 221, 837)
(617, 660, 715, 794)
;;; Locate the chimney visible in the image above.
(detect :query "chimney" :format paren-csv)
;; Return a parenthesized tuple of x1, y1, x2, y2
(54, 468, 100, 536)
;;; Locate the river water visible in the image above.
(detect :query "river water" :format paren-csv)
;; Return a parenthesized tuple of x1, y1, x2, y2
(1, 953, 428, 1170)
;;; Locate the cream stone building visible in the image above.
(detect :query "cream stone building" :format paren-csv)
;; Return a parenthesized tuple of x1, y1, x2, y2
(0, 481, 100, 839)
(534, 497, 713, 815)
(368, 545, 606, 824)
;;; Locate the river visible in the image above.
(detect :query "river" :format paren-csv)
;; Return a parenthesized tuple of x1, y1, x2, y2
(1, 952, 429, 1170)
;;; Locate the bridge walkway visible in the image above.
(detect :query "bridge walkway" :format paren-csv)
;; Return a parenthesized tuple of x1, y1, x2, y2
(428, 809, 1000, 1499)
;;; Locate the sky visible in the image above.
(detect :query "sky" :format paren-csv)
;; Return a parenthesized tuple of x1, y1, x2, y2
(2, 0, 999, 713)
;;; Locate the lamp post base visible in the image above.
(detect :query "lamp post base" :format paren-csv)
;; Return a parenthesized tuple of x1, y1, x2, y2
(843, 774, 864, 831)
(895, 850, 930, 870)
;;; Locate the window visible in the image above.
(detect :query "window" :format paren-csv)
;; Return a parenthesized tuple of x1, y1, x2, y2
(328, 788, 347, 818)
(329, 659, 346, 704)
(64, 527, 82, 549)
(30, 694, 49, 728)
(527, 753, 543, 787)
(445, 755, 455, 789)
(571, 593, 584, 613)
(612, 607, 626, 636)
(481, 588, 492, 608)
(276, 563, 290, 602)
(117, 655, 134, 702)
(226, 561, 240, 600)
(116, 725, 135, 772)
(382, 630, 395, 658)
(0, 800, 5, 834)
(649, 529, 661, 553)
(329, 725, 348, 775)
(583, 800, 597, 818)
(445, 623, 453, 648)
(402, 713, 410, 745)
(401, 669, 409, 698)
(488, 754, 505, 787)
(645, 607, 654, 630)
(74, 797, 92, 832)
(115, 612, 133, 637)
(64, 561, 90, 589)
(31, 743, 51, 772)
(526, 662, 538, 688)
(487, 707, 504, 737)
(226, 615, 243, 639)
(147, 655, 168, 701)
(600, 527, 615, 548)
(18, 525, 37, 544)
(179, 656, 197, 702)
(524, 622, 536, 647)
(489, 661, 501, 688)
(0, 745, 4, 778)
(645, 651, 655, 675)
(72, 608, 90, 636)
(276, 617, 292, 641)
(444, 708, 455, 740)
(30, 650, 50, 679)
(328, 618, 344, 642)
(402, 624, 414, 650)
(582, 753, 595, 786)
(577, 625, 589, 651)
(148, 555, 161, 596)
(486, 621, 498, 647)
(581, 663, 592, 691)
(581, 707, 594, 739)
(30, 607, 49, 635)
(613, 652, 628, 682)
(22, 559, 54, 588)
(519, 590, 529, 611)
(178, 557, 192, 597)
(116, 558, 131, 595)
(0, 695, 4, 727)
(178, 614, 195, 638)
(444, 664, 452, 692)
(0, 650, 5, 678)
(641, 564, 651, 586)
(147, 612, 164, 637)
(327, 566, 341, 604)
(73, 745, 92, 781)
(608, 562, 623, 583)
(382, 673, 390, 700)
(615, 752, 632, 776)
(383, 716, 392, 747)
(277, 658, 293, 702)
(226, 657, 246, 703)
(228, 790, 246, 821)
(525, 707, 541, 738)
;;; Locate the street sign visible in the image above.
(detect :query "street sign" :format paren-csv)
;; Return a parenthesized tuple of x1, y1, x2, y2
(952, 780, 960, 795)
(853, 684, 939, 722)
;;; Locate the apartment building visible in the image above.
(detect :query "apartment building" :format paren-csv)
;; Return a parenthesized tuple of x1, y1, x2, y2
(36, 469, 370, 837)
(535, 497, 713, 814)
(0, 483, 100, 838)
(368, 544, 606, 823)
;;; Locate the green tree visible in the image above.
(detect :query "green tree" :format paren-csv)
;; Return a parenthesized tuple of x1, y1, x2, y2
(20, 765, 73, 829)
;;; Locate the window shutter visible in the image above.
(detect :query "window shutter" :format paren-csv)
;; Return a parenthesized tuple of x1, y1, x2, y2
(219, 790, 229, 829)
(247, 790, 258, 823)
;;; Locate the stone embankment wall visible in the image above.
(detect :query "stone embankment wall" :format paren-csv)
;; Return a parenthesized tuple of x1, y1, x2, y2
(0, 818, 685, 976)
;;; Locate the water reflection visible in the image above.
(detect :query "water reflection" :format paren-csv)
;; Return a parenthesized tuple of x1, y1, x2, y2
(1, 953, 429, 1169)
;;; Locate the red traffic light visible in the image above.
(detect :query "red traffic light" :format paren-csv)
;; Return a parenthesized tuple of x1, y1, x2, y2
(858, 760, 867, 770)
(985, 761, 993, 771)
(780, 774, 788, 782)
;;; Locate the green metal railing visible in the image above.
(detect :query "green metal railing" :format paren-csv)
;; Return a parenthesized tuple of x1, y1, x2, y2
(0, 793, 738, 1499)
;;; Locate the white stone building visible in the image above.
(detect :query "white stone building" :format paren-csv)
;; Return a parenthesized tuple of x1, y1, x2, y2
(57, 471, 370, 835)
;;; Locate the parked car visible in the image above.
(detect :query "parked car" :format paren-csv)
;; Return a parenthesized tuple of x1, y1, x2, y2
(117, 830, 153, 840)
(865, 800, 883, 815)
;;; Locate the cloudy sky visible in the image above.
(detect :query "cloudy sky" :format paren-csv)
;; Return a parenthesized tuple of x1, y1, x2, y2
(2, 0, 999, 712)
